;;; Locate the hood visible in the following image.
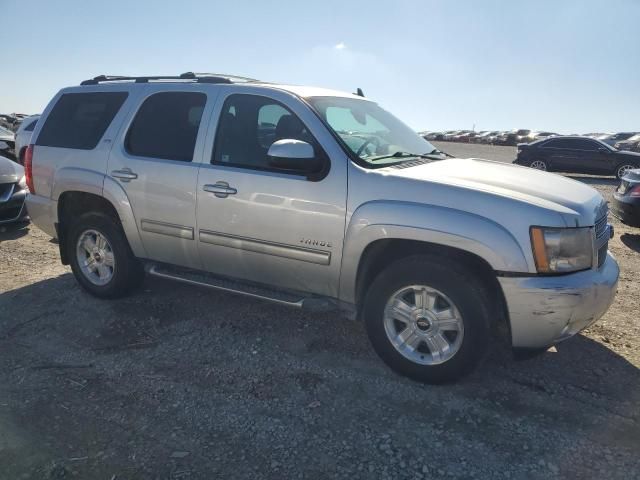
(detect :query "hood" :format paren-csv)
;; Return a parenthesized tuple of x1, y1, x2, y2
(0, 155, 24, 184)
(387, 157, 606, 225)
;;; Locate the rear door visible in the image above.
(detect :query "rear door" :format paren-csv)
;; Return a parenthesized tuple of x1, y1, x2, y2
(107, 84, 218, 269)
(194, 87, 348, 297)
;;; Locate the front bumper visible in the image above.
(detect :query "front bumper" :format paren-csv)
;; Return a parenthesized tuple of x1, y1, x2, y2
(611, 193, 640, 227)
(498, 252, 619, 348)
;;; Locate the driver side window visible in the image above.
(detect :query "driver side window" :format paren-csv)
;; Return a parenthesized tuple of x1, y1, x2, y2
(212, 94, 318, 172)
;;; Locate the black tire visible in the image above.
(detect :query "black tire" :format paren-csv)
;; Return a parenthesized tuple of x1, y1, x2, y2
(614, 162, 638, 180)
(67, 212, 144, 298)
(362, 254, 491, 384)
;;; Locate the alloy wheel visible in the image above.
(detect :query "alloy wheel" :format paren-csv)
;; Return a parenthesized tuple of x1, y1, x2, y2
(383, 285, 464, 365)
(75, 229, 116, 286)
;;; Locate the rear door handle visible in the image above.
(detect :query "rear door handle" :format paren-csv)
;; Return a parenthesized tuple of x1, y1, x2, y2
(111, 168, 138, 182)
(203, 182, 237, 198)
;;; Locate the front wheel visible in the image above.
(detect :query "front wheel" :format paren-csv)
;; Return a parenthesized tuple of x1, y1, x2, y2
(363, 255, 491, 383)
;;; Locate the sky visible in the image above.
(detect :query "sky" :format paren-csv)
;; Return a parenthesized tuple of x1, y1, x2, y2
(1, 0, 639, 134)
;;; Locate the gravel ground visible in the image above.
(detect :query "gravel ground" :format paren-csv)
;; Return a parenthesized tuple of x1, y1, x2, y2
(1, 144, 639, 479)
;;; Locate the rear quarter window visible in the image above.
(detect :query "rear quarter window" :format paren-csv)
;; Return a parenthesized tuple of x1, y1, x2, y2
(36, 92, 128, 150)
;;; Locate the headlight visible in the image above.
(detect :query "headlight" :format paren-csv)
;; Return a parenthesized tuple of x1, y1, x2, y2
(530, 227, 593, 273)
(18, 175, 27, 190)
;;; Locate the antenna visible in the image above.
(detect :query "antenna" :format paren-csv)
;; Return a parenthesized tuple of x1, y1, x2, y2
(355, 88, 365, 97)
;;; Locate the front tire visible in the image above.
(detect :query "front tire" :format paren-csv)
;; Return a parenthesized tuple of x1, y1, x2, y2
(363, 255, 491, 384)
(67, 213, 144, 298)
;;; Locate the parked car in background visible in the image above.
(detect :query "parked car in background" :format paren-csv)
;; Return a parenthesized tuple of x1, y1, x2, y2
(454, 131, 478, 143)
(498, 129, 531, 146)
(424, 131, 444, 141)
(614, 133, 640, 153)
(473, 131, 500, 143)
(443, 130, 467, 141)
(0, 154, 28, 224)
(597, 132, 637, 146)
(525, 131, 557, 143)
(14, 115, 40, 164)
(0, 125, 16, 160)
(612, 169, 640, 227)
(514, 136, 640, 179)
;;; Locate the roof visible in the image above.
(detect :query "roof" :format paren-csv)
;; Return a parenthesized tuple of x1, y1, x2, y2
(78, 72, 368, 100)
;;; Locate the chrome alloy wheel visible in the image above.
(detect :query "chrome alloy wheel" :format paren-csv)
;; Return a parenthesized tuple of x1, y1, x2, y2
(383, 285, 464, 365)
(617, 164, 635, 179)
(76, 229, 116, 286)
(530, 160, 547, 170)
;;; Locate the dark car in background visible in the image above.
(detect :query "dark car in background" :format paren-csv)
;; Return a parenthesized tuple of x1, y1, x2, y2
(0, 154, 28, 225)
(514, 136, 640, 179)
(614, 133, 640, 153)
(612, 169, 640, 227)
(498, 129, 530, 146)
(598, 132, 637, 147)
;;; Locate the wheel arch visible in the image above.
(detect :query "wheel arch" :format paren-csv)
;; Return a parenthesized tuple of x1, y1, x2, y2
(56, 178, 146, 264)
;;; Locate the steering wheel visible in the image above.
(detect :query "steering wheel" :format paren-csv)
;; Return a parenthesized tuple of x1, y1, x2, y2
(356, 136, 382, 157)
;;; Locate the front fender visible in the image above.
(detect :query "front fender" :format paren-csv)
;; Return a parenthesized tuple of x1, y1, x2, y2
(339, 201, 529, 303)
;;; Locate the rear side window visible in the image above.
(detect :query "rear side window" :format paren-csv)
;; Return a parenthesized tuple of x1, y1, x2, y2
(36, 92, 127, 149)
(125, 92, 206, 162)
(24, 119, 38, 132)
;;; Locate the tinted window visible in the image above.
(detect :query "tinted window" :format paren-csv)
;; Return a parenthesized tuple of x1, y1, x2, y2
(571, 139, 600, 151)
(126, 92, 206, 162)
(24, 119, 38, 132)
(37, 92, 127, 149)
(213, 94, 319, 173)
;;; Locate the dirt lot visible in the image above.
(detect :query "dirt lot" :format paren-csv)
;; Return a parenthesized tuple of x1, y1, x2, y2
(1, 144, 639, 479)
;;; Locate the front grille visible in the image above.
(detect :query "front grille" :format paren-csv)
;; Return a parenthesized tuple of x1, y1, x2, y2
(595, 212, 608, 239)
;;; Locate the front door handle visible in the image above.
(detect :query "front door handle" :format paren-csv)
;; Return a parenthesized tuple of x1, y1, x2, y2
(111, 168, 138, 182)
(203, 182, 237, 198)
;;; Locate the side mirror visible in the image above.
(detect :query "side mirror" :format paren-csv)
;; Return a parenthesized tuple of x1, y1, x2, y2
(0, 141, 9, 150)
(267, 139, 320, 173)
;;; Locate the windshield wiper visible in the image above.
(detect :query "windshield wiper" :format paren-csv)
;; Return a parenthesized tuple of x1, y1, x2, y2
(427, 148, 455, 158)
(368, 151, 428, 162)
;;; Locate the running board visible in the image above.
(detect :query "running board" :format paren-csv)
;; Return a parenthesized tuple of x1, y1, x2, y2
(146, 264, 334, 312)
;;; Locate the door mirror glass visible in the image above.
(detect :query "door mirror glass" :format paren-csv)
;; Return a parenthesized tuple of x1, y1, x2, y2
(267, 139, 319, 172)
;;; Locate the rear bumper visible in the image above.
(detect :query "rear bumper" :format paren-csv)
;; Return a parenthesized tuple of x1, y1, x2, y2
(24, 193, 57, 237)
(498, 253, 619, 348)
(611, 193, 640, 227)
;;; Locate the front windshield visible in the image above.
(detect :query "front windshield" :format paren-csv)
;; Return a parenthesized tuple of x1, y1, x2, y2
(0, 126, 13, 136)
(306, 96, 439, 166)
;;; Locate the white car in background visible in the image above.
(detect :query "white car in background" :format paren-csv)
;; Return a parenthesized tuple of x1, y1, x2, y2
(14, 115, 40, 164)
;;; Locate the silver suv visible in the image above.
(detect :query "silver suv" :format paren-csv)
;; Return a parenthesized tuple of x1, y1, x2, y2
(25, 73, 619, 383)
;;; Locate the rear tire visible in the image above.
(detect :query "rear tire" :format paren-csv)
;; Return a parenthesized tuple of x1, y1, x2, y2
(528, 159, 547, 171)
(67, 213, 144, 298)
(362, 255, 491, 384)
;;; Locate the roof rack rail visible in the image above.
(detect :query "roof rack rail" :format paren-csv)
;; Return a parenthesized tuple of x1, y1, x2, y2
(79, 72, 259, 86)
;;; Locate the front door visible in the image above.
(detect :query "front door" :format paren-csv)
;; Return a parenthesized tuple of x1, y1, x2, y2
(195, 89, 348, 297)
(108, 85, 216, 269)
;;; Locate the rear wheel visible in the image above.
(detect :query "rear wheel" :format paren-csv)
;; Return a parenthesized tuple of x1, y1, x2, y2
(529, 159, 547, 171)
(68, 213, 144, 298)
(615, 162, 637, 180)
(363, 255, 491, 383)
